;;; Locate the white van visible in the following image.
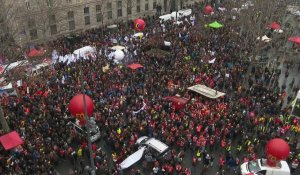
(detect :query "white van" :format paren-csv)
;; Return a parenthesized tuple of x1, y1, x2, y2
(136, 136, 170, 160)
(240, 159, 290, 175)
(119, 136, 170, 170)
(67, 120, 101, 143)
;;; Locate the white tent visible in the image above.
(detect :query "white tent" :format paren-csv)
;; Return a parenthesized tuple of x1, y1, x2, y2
(256, 35, 272, 43)
(73, 46, 96, 59)
(0, 83, 13, 90)
(119, 146, 146, 170)
(107, 24, 117, 29)
(2, 60, 29, 72)
(133, 32, 144, 38)
(111, 45, 126, 50)
(188, 84, 225, 99)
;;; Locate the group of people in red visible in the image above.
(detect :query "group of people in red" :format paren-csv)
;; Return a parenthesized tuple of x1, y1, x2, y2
(0, 1, 299, 175)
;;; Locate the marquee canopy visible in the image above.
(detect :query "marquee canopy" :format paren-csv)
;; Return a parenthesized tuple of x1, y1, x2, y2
(188, 84, 225, 99)
(0, 131, 23, 150)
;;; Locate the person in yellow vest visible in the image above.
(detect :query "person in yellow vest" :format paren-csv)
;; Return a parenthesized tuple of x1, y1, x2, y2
(237, 144, 242, 152)
(112, 152, 118, 162)
(77, 148, 83, 158)
(226, 145, 231, 152)
(244, 139, 251, 147)
(196, 150, 202, 161)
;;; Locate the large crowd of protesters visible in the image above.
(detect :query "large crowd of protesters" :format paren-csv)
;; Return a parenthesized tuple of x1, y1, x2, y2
(0, 2, 299, 175)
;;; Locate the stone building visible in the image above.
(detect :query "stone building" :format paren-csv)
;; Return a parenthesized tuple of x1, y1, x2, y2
(0, 0, 201, 45)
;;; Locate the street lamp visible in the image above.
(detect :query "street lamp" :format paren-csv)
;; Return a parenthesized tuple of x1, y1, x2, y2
(82, 94, 96, 175)
(69, 93, 96, 174)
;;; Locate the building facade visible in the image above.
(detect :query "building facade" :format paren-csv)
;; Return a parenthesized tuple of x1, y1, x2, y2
(1, 0, 202, 45)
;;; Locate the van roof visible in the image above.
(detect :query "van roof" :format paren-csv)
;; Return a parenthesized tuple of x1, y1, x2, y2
(145, 138, 169, 153)
(259, 159, 290, 173)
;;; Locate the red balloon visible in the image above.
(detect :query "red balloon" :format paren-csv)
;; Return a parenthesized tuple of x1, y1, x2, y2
(203, 5, 213, 15)
(266, 138, 290, 167)
(69, 94, 94, 118)
(134, 19, 145, 31)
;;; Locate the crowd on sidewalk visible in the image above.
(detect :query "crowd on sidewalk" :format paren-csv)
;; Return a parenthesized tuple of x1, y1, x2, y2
(0, 2, 299, 175)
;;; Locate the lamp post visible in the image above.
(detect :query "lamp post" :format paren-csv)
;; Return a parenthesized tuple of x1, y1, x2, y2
(79, 61, 96, 174)
(82, 93, 96, 175)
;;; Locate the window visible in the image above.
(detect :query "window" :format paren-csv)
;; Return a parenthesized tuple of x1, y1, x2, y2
(145, 0, 149, 11)
(28, 19, 37, 40)
(68, 11, 74, 20)
(29, 29, 38, 40)
(127, 0, 132, 15)
(67, 11, 75, 30)
(96, 5, 102, 22)
(107, 2, 112, 19)
(66, 0, 72, 3)
(153, 0, 157, 10)
(84, 16, 90, 25)
(49, 14, 56, 24)
(136, 0, 140, 13)
(28, 20, 36, 29)
(47, 0, 53, 7)
(256, 170, 267, 175)
(84, 7, 90, 25)
(25, 0, 31, 10)
(50, 25, 57, 35)
(69, 21, 75, 30)
(84, 7, 89, 15)
(49, 14, 57, 35)
(117, 1, 122, 17)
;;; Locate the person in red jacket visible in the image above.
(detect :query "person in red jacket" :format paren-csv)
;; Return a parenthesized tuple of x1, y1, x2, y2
(219, 154, 225, 170)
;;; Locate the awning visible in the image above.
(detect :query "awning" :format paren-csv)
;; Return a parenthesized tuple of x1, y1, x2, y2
(163, 96, 189, 111)
(111, 45, 126, 50)
(0, 131, 23, 150)
(128, 63, 144, 70)
(288, 36, 300, 44)
(268, 22, 281, 30)
(27, 48, 46, 58)
(188, 84, 225, 99)
(107, 24, 117, 29)
(119, 146, 146, 170)
(203, 5, 213, 15)
(164, 96, 189, 105)
(133, 32, 144, 38)
(208, 21, 223, 29)
(257, 35, 272, 43)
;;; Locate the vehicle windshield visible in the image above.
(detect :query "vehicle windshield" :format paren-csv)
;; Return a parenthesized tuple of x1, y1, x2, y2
(140, 138, 149, 144)
(248, 160, 261, 173)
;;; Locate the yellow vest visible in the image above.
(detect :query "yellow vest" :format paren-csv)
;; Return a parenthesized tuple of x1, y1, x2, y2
(77, 148, 82, 157)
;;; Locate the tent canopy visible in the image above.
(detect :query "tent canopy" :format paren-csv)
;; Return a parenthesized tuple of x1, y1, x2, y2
(203, 5, 213, 14)
(268, 22, 281, 30)
(208, 21, 223, 29)
(128, 63, 144, 70)
(133, 32, 144, 38)
(188, 84, 225, 99)
(288, 36, 300, 44)
(164, 96, 189, 105)
(0, 131, 23, 150)
(111, 45, 126, 50)
(27, 48, 46, 58)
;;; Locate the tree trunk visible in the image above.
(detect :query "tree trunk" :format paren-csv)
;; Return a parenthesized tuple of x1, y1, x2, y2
(0, 105, 10, 133)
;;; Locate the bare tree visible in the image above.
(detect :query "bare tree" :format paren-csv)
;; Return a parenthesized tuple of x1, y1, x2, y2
(0, 0, 25, 132)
